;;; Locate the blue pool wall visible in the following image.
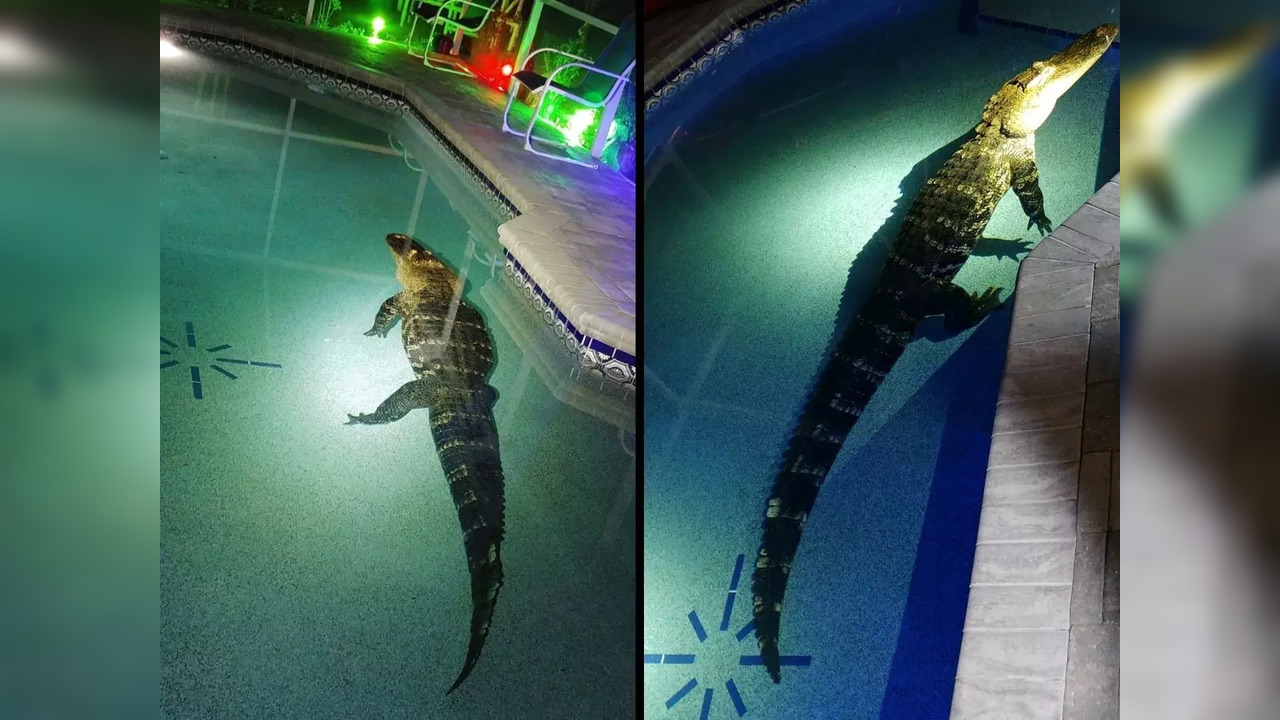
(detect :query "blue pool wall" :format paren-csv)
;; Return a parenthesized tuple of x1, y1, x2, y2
(644, 0, 942, 163)
(644, 0, 1122, 168)
(875, 306, 1009, 720)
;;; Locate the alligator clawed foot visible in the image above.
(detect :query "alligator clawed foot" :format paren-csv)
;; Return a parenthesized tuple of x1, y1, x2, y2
(972, 286, 1005, 317)
(363, 328, 387, 338)
(346, 413, 370, 425)
(1028, 212, 1053, 236)
(945, 286, 1004, 332)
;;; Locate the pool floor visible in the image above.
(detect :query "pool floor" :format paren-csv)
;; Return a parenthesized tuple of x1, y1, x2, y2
(161, 56, 635, 719)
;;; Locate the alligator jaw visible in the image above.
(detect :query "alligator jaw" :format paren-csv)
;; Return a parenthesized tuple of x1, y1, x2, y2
(986, 24, 1118, 137)
(384, 233, 456, 294)
(1038, 24, 1119, 103)
(1119, 24, 1275, 206)
(385, 232, 418, 257)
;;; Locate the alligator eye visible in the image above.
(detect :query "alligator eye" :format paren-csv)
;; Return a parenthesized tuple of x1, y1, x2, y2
(1028, 66, 1054, 88)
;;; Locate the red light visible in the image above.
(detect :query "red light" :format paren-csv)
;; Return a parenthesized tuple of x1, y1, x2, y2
(501, 63, 512, 76)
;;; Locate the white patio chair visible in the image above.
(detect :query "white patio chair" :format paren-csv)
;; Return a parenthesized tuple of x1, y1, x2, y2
(407, 0, 497, 74)
(500, 13, 635, 169)
(399, 0, 443, 31)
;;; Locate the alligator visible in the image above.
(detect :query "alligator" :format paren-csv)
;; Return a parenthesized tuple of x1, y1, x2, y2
(346, 233, 505, 694)
(750, 24, 1119, 683)
(1120, 24, 1274, 228)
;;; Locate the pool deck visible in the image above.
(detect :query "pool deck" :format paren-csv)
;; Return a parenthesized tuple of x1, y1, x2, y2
(952, 178, 1119, 720)
(160, 2, 636, 367)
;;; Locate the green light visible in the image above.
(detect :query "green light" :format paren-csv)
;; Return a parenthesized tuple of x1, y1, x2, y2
(563, 108, 595, 148)
(368, 17, 385, 45)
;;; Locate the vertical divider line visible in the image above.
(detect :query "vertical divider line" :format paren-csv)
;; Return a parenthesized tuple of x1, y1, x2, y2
(264, 97, 297, 258)
(657, 323, 732, 468)
(596, 455, 636, 554)
(439, 234, 474, 350)
(407, 165, 430, 237)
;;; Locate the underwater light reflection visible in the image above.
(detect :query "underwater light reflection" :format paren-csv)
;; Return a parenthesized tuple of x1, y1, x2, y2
(0, 30, 40, 67)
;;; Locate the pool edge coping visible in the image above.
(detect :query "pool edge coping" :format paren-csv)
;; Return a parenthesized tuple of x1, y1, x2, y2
(160, 12, 637, 388)
(952, 177, 1119, 718)
(643, 0, 826, 119)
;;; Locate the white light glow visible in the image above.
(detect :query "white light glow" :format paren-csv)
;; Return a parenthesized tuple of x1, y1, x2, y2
(0, 32, 36, 66)
(160, 38, 181, 59)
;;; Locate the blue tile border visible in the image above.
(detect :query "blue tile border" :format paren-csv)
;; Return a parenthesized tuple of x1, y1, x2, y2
(976, 14, 1123, 47)
(976, 13, 1078, 39)
(643, 0, 830, 121)
(161, 21, 637, 388)
(502, 249, 637, 387)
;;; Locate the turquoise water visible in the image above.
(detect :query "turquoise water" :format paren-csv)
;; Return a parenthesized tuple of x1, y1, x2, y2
(1118, 39, 1277, 302)
(160, 54, 634, 718)
(643, 8, 1117, 719)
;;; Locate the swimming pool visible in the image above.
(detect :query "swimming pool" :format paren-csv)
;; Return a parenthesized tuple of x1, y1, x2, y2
(643, 5, 1117, 719)
(160, 52, 635, 719)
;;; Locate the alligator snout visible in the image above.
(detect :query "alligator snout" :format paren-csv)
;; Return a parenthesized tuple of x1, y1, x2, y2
(385, 233, 415, 254)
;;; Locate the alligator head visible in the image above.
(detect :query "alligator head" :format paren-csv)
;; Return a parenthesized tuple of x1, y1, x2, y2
(1119, 24, 1274, 228)
(1121, 24, 1274, 148)
(978, 23, 1119, 138)
(386, 233, 457, 293)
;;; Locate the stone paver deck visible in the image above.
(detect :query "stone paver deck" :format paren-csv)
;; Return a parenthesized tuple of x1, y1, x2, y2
(160, 2, 636, 363)
(951, 178, 1120, 720)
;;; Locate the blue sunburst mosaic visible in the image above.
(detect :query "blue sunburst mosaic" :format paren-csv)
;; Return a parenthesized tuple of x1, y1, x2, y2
(645, 554, 813, 718)
(161, 321, 281, 399)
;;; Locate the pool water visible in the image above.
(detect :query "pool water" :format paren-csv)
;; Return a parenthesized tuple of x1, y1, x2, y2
(643, 7, 1117, 720)
(1118, 38, 1278, 304)
(160, 54, 635, 719)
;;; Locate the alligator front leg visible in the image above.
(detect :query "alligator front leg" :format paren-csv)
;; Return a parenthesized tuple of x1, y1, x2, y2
(925, 282, 1005, 332)
(346, 378, 433, 425)
(364, 296, 402, 338)
(1133, 159, 1185, 229)
(1011, 151, 1052, 235)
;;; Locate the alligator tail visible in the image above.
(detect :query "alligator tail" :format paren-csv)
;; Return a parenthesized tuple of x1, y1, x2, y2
(429, 384, 506, 695)
(752, 285, 917, 682)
